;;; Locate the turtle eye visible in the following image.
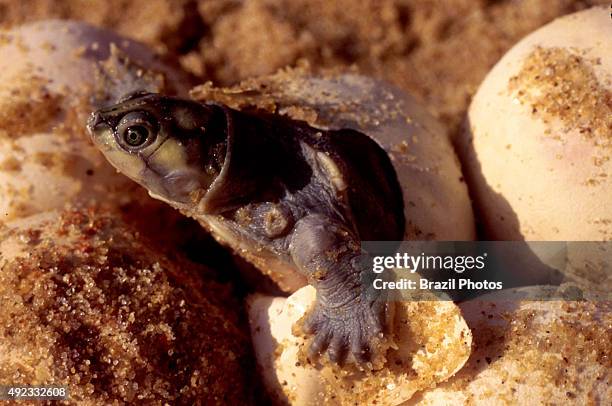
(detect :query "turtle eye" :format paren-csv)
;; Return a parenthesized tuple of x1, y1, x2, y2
(116, 111, 158, 150)
(124, 125, 149, 146)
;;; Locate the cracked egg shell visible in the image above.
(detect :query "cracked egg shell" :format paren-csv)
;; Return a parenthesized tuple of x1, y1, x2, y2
(459, 6, 611, 241)
(248, 286, 471, 406)
(0, 19, 188, 102)
(0, 20, 188, 221)
(406, 286, 611, 405)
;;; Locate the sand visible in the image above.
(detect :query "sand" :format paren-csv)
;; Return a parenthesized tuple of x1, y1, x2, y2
(0, 0, 607, 135)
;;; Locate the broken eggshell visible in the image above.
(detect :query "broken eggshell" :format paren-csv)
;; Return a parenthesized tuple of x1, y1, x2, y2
(0, 20, 189, 220)
(405, 285, 611, 405)
(248, 286, 471, 406)
(0, 19, 188, 103)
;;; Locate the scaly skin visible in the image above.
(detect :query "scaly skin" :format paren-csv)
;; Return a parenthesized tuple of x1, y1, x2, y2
(87, 92, 404, 367)
(290, 214, 392, 365)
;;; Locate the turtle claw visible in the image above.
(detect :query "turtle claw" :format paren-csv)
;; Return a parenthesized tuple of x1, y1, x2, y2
(300, 296, 390, 368)
(328, 334, 349, 364)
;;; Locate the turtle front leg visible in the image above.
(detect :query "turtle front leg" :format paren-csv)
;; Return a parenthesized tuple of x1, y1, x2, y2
(289, 214, 393, 367)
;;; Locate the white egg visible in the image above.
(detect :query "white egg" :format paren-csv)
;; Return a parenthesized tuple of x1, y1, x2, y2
(0, 19, 188, 99)
(406, 285, 610, 405)
(0, 20, 188, 220)
(248, 286, 471, 405)
(459, 6, 611, 241)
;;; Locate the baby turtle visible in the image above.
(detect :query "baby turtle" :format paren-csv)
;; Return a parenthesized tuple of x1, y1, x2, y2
(87, 92, 405, 366)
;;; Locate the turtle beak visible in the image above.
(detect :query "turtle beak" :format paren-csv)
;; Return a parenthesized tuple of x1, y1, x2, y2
(87, 111, 114, 146)
(87, 111, 105, 134)
(86, 111, 115, 152)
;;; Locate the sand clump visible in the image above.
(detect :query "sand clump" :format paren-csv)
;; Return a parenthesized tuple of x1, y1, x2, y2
(0, 208, 254, 404)
(508, 46, 611, 148)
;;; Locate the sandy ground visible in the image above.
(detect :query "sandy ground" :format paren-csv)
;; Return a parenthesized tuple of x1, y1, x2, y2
(0, 0, 607, 135)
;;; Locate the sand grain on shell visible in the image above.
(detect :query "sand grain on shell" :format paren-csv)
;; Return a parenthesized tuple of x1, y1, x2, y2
(508, 46, 611, 147)
(411, 300, 612, 404)
(0, 75, 64, 139)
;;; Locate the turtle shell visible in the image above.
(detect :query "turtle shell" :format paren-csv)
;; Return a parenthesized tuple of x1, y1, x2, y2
(190, 72, 476, 293)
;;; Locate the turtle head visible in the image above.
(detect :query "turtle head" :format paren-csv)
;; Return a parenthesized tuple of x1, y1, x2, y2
(87, 92, 227, 209)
